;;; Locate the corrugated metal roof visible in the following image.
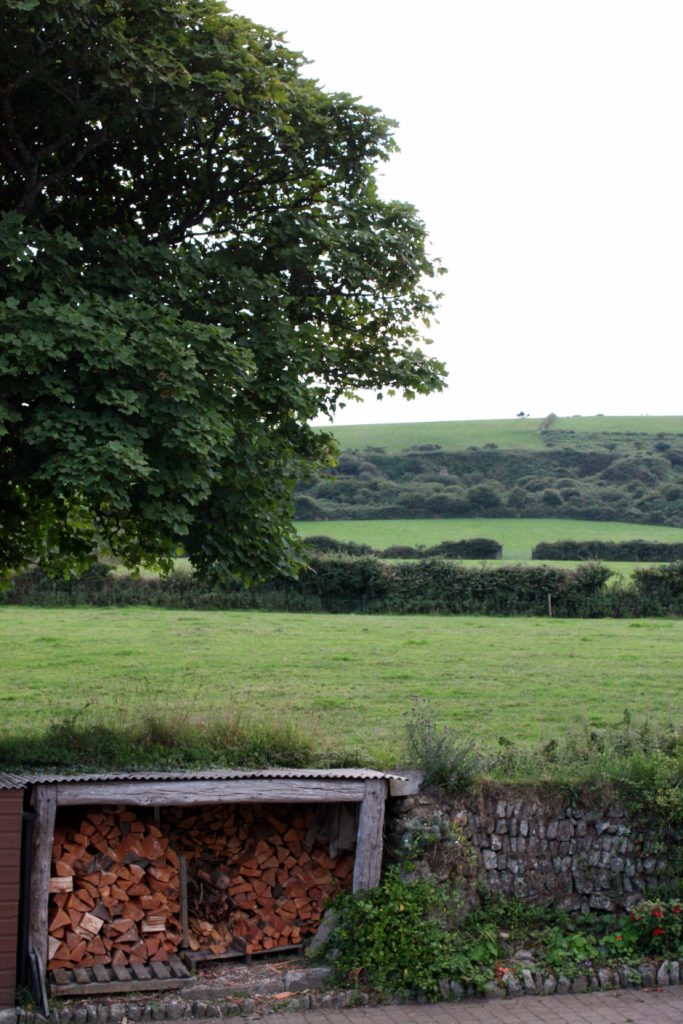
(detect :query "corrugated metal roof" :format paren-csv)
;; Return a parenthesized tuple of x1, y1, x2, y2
(0, 767, 405, 789)
(0, 772, 29, 791)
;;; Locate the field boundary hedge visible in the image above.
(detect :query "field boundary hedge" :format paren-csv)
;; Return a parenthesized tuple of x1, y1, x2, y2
(304, 535, 502, 560)
(532, 539, 683, 561)
(5, 559, 683, 616)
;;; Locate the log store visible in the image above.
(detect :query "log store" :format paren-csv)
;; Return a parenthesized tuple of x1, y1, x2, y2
(0, 768, 411, 1012)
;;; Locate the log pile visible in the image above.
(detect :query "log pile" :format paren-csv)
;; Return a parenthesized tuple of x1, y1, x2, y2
(165, 804, 354, 956)
(47, 809, 182, 972)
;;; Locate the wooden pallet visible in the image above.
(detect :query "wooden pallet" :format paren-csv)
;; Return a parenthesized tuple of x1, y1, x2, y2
(49, 954, 191, 996)
(183, 942, 302, 968)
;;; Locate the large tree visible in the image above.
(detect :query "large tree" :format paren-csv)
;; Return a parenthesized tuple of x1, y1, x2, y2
(0, 0, 445, 581)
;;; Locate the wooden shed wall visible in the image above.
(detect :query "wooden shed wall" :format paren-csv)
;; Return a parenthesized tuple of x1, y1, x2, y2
(0, 790, 22, 1009)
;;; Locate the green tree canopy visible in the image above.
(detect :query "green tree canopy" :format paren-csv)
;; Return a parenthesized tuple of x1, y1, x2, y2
(0, 0, 445, 581)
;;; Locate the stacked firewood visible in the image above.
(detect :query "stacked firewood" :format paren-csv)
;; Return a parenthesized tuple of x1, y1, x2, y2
(165, 804, 354, 955)
(47, 809, 182, 972)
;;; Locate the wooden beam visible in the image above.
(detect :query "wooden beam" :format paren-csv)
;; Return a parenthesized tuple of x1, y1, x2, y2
(352, 778, 387, 892)
(55, 779, 367, 806)
(29, 784, 57, 983)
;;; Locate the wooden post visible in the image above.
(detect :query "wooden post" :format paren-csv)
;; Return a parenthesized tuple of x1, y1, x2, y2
(352, 779, 387, 892)
(29, 784, 57, 985)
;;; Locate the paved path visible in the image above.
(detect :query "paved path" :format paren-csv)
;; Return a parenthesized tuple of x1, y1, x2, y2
(261, 988, 683, 1024)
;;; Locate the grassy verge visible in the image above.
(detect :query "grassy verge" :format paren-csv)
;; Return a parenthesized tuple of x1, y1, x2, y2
(1, 608, 681, 770)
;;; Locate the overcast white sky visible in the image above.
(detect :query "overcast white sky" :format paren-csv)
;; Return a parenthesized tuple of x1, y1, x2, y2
(233, 1, 683, 425)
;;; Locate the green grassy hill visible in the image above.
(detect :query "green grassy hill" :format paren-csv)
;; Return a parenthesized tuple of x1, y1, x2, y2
(316, 415, 683, 453)
(298, 416, 683, 528)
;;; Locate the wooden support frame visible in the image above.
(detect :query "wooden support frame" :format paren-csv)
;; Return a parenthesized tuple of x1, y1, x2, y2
(352, 779, 387, 892)
(55, 779, 367, 806)
(28, 784, 57, 985)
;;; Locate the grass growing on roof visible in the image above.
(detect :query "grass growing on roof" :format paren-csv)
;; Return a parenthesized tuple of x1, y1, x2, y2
(1, 607, 681, 770)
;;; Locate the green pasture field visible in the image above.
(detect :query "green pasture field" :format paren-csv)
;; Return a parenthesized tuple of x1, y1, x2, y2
(296, 517, 683, 562)
(1, 607, 681, 766)
(316, 415, 683, 453)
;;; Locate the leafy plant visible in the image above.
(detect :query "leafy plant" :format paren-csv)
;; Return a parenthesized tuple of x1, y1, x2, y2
(404, 699, 481, 793)
(329, 868, 464, 996)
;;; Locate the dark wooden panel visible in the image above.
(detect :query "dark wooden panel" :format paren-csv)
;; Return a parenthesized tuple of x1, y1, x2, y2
(0, 790, 22, 1010)
(0, 986, 16, 1006)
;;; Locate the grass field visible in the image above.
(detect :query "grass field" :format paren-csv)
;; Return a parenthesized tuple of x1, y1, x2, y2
(296, 518, 683, 561)
(2, 608, 681, 767)
(316, 415, 683, 453)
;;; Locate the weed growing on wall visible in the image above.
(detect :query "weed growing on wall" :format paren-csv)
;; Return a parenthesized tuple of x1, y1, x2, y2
(404, 699, 481, 793)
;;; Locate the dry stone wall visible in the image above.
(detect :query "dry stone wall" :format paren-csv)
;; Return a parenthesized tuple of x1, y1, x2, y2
(389, 785, 672, 912)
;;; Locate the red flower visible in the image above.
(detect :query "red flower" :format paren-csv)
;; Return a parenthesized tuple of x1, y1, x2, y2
(652, 908, 663, 918)
(673, 905, 681, 914)
(652, 927, 665, 936)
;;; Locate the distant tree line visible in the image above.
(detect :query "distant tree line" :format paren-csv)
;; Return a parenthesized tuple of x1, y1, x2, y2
(294, 431, 683, 528)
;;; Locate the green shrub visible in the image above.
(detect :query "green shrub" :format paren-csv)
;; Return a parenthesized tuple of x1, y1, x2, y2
(628, 899, 683, 958)
(404, 699, 481, 793)
(330, 868, 490, 996)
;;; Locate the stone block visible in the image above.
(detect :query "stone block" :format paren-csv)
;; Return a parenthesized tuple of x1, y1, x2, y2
(589, 893, 615, 911)
(483, 849, 497, 870)
(538, 972, 556, 994)
(284, 966, 333, 991)
(656, 962, 671, 986)
(504, 974, 523, 997)
(483, 981, 505, 999)
(521, 969, 536, 994)
(449, 981, 465, 1000)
